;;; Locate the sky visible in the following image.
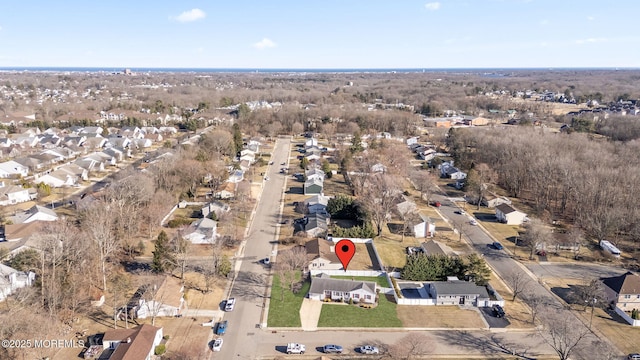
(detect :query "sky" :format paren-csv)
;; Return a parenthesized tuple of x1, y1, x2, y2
(0, 0, 638, 69)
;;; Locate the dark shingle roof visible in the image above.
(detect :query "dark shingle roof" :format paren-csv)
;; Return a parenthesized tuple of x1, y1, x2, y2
(602, 272, 640, 295)
(432, 280, 490, 297)
(309, 274, 376, 295)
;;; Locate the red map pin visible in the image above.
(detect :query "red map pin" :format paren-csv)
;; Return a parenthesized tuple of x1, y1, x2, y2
(335, 239, 356, 271)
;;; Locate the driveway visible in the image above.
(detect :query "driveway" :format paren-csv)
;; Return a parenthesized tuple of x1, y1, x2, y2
(299, 299, 322, 331)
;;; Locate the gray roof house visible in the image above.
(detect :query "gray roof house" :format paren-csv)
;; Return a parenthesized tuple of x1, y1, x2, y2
(304, 177, 324, 195)
(303, 194, 330, 215)
(308, 273, 377, 304)
(429, 278, 490, 306)
(295, 213, 328, 237)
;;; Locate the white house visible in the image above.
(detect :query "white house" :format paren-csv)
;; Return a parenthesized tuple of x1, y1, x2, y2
(429, 279, 492, 306)
(0, 160, 29, 178)
(11, 205, 58, 224)
(0, 183, 33, 206)
(495, 204, 527, 225)
(308, 273, 377, 304)
(182, 217, 218, 244)
(440, 162, 467, 180)
(406, 136, 419, 146)
(412, 213, 436, 238)
(305, 138, 318, 147)
(305, 168, 325, 182)
(35, 169, 77, 188)
(0, 263, 36, 302)
(102, 324, 163, 360)
(135, 276, 185, 319)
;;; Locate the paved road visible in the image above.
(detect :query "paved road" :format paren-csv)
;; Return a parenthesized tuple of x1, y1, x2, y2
(525, 262, 626, 280)
(212, 137, 291, 359)
(430, 192, 622, 359)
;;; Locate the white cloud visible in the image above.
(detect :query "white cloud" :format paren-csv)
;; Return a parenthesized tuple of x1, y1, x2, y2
(172, 9, 206, 23)
(253, 38, 276, 49)
(575, 37, 607, 44)
(424, 2, 441, 11)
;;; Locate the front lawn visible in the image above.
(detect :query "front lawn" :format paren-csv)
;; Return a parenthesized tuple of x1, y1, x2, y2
(331, 275, 390, 288)
(267, 274, 310, 327)
(317, 294, 402, 327)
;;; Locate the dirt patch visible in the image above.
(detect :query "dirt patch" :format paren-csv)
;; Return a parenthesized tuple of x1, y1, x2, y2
(397, 305, 486, 328)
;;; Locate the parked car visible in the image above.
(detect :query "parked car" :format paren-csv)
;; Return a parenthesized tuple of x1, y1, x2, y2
(628, 354, 640, 360)
(263, 257, 270, 265)
(286, 343, 306, 354)
(431, 201, 441, 207)
(268, 161, 274, 165)
(212, 338, 223, 351)
(281, 162, 286, 166)
(359, 345, 380, 354)
(215, 320, 228, 335)
(455, 210, 466, 215)
(492, 304, 505, 318)
(469, 219, 478, 226)
(323, 344, 343, 354)
(492, 242, 504, 250)
(224, 298, 235, 312)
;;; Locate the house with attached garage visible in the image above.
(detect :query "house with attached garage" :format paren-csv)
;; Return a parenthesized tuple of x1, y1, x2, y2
(308, 273, 377, 304)
(411, 213, 436, 238)
(429, 278, 492, 306)
(134, 276, 185, 319)
(296, 213, 328, 238)
(304, 177, 324, 195)
(303, 194, 331, 215)
(495, 203, 527, 225)
(11, 204, 58, 224)
(182, 217, 218, 244)
(0, 263, 36, 302)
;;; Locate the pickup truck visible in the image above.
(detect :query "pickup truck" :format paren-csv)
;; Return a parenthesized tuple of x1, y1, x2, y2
(224, 298, 235, 312)
(286, 343, 306, 354)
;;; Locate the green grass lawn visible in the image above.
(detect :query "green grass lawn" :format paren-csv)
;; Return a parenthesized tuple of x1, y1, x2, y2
(330, 275, 390, 288)
(317, 294, 402, 327)
(267, 275, 310, 327)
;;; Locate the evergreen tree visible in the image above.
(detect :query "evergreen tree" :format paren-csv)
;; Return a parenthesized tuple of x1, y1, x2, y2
(232, 123, 243, 154)
(152, 231, 175, 273)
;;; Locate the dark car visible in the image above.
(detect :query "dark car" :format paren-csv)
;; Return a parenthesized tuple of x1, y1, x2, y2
(323, 344, 343, 354)
(492, 242, 504, 250)
(215, 320, 228, 335)
(492, 304, 505, 318)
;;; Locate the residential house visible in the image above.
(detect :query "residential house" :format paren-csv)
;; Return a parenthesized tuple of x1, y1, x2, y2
(102, 324, 163, 360)
(226, 169, 244, 183)
(182, 217, 218, 244)
(305, 151, 322, 162)
(102, 147, 126, 162)
(11, 205, 58, 224)
(0, 263, 36, 302)
(305, 168, 325, 182)
(495, 204, 527, 225)
(308, 273, 377, 304)
(0, 183, 33, 206)
(305, 238, 342, 271)
(135, 276, 186, 319)
(200, 201, 230, 219)
(303, 194, 330, 215)
(480, 192, 512, 208)
(0, 138, 14, 148)
(74, 156, 105, 173)
(238, 160, 251, 172)
(105, 136, 131, 149)
(57, 163, 89, 182)
(601, 272, 640, 310)
(406, 136, 419, 146)
(411, 213, 437, 238)
(304, 177, 324, 195)
(296, 213, 329, 238)
(81, 136, 107, 150)
(421, 239, 456, 256)
(35, 169, 77, 188)
(14, 157, 47, 175)
(132, 138, 153, 149)
(0, 160, 29, 178)
(429, 278, 491, 306)
(215, 182, 237, 199)
(305, 138, 318, 147)
(440, 162, 467, 180)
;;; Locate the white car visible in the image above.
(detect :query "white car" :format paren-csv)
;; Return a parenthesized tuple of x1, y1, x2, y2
(469, 219, 478, 226)
(224, 298, 235, 312)
(263, 257, 270, 266)
(212, 338, 223, 352)
(359, 345, 379, 354)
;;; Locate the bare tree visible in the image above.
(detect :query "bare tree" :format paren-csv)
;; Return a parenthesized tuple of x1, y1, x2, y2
(359, 174, 403, 236)
(506, 271, 532, 301)
(81, 202, 118, 295)
(396, 200, 419, 243)
(522, 291, 549, 324)
(465, 163, 497, 210)
(520, 219, 553, 260)
(409, 168, 435, 203)
(538, 308, 590, 360)
(278, 246, 308, 292)
(388, 333, 433, 360)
